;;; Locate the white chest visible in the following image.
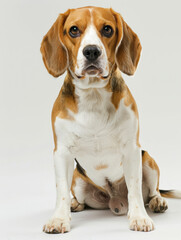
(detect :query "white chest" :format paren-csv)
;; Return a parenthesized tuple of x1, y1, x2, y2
(54, 88, 138, 187)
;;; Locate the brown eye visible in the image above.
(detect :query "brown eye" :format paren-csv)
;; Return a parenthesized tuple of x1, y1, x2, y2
(69, 26, 81, 38)
(101, 25, 113, 38)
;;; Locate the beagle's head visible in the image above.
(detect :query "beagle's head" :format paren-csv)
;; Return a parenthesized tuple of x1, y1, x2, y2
(41, 7, 142, 88)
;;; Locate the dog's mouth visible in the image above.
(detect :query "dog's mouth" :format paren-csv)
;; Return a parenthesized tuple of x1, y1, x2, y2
(74, 64, 110, 80)
(82, 64, 103, 76)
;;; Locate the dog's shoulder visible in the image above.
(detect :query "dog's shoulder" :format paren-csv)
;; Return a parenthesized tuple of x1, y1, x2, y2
(109, 70, 138, 118)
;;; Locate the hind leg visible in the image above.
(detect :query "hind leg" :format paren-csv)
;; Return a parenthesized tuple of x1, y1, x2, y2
(142, 151, 168, 213)
(71, 168, 109, 212)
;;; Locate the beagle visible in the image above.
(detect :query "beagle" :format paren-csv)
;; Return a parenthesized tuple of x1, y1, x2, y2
(40, 6, 181, 233)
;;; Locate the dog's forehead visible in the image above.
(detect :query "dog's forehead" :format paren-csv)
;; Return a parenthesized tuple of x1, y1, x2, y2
(64, 8, 91, 29)
(64, 7, 116, 29)
(92, 7, 116, 24)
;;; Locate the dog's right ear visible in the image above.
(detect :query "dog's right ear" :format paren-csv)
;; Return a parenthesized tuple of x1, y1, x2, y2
(40, 10, 70, 77)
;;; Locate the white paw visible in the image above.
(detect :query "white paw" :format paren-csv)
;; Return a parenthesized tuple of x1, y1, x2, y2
(149, 195, 168, 213)
(43, 217, 70, 234)
(129, 216, 154, 232)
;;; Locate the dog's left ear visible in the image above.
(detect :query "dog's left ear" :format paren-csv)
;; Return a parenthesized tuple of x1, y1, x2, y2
(111, 9, 142, 76)
(40, 10, 70, 77)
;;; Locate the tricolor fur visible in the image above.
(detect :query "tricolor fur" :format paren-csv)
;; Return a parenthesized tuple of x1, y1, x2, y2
(40, 6, 180, 234)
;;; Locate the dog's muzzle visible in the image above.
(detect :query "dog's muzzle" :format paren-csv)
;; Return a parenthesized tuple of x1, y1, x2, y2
(82, 45, 103, 76)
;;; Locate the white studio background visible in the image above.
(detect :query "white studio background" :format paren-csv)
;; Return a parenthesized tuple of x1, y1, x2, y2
(0, 0, 181, 240)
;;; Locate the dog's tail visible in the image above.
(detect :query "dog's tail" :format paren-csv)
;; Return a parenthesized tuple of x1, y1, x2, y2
(160, 190, 181, 199)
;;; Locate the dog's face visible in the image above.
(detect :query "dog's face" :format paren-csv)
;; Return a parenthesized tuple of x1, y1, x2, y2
(63, 7, 117, 79)
(41, 7, 142, 87)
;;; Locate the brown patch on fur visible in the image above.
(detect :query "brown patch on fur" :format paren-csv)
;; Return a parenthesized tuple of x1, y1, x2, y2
(92, 8, 118, 66)
(40, 10, 70, 77)
(107, 70, 141, 147)
(51, 73, 78, 151)
(104, 69, 124, 108)
(95, 164, 108, 170)
(111, 9, 142, 76)
(136, 125, 141, 148)
(142, 151, 160, 192)
(123, 86, 138, 118)
(62, 8, 92, 71)
(110, 73, 125, 109)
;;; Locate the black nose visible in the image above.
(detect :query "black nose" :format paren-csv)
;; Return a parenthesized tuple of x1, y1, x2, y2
(83, 45, 101, 61)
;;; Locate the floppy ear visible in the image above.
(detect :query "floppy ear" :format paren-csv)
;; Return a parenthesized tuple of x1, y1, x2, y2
(111, 9, 142, 75)
(40, 10, 70, 77)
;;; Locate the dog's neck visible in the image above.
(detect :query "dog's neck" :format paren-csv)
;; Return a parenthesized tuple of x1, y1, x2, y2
(61, 69, 125, 114)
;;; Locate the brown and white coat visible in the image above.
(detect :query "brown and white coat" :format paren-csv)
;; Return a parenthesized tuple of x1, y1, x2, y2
(40, 6, 180, 234)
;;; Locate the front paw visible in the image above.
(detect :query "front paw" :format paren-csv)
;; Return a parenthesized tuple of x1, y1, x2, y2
(129, 216, 154, 232)
(43, 217, 70, 234)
